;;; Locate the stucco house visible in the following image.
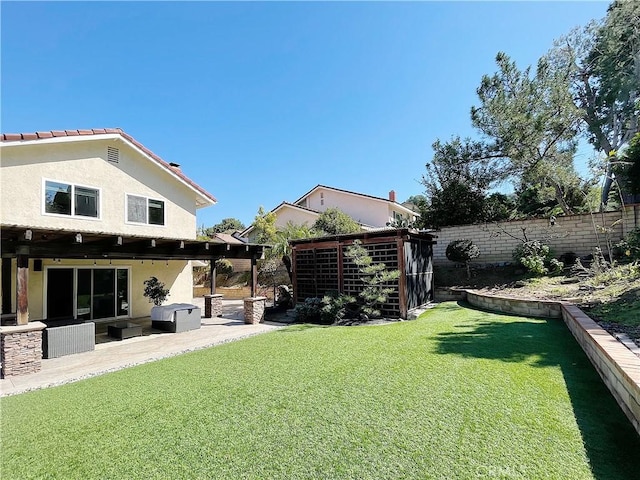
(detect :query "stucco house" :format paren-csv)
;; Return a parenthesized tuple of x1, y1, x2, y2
(240, 185, 418, 242)
(0, 128, 265, 327)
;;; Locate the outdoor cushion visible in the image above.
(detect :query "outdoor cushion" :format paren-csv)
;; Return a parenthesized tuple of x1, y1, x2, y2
(151, 303, 199, 322)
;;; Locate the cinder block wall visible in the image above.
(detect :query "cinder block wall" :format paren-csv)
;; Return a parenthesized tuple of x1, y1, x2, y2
(433, 206, 639, 265)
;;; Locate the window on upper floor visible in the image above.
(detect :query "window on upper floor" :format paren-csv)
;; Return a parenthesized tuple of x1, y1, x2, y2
(44, 180, 100, 219)
(126, 194, 165, 226)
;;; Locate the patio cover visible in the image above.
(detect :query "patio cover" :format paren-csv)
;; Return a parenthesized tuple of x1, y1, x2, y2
(0, 225, 269, 324)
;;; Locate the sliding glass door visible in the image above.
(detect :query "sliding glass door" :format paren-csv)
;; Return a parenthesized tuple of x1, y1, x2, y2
(47, 267, 129, 321)
(46, 268, 74, 320)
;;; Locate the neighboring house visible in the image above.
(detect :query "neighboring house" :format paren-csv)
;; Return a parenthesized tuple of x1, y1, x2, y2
(0, 128, 264, 325)
(240, 185, 418, 242)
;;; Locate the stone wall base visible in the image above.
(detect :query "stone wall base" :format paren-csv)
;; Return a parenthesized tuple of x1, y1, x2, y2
(244, 297, 266, 325)
(1, 322, 46, 378)
(204, 294, 224, 318)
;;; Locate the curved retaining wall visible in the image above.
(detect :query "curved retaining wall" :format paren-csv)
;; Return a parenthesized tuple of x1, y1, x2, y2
(450, 289, 640, 436)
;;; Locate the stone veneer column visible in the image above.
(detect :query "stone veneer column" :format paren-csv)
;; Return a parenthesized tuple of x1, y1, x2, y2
(243, 297, 266, 325)
(204, 294, 224, 318)
(1, 322, 46, 378)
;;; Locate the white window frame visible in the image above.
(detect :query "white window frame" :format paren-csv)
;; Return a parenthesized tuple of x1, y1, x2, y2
(125, 193, 166, 226)
(42, 178, 102, 220)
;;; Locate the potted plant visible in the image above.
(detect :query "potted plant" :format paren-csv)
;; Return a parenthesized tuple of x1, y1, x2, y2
(143, 276, 170, 306)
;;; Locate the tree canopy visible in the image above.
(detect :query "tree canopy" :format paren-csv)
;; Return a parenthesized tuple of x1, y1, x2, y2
(252, 206, 278, 245)
(201, 218, 245, 238)
(312, 208, 362, 235)
(546, 1, 640, 206)
(419, 1, 639, 226)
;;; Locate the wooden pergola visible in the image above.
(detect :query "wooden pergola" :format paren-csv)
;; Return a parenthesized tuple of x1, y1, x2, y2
(1, 225, 268, 325)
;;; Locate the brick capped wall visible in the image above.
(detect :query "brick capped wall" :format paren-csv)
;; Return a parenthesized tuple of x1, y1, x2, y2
(433, 205, 639, 265)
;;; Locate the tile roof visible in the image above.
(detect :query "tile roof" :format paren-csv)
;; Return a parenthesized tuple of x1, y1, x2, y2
(1, 128, 217, 204)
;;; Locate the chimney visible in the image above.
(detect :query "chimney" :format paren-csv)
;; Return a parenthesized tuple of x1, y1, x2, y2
(389, 190, 396, 202)
(169, 162, 181, 172)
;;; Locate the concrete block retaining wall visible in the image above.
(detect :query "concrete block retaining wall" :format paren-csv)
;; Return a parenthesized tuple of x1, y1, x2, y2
(454, 289, 640, 436)
(433, 205, 639, 265)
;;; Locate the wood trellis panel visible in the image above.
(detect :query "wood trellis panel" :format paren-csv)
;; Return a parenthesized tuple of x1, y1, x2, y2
(341, 242, 400, 317)
(294, 247, 339, 300)
(291, 229, 437, 319)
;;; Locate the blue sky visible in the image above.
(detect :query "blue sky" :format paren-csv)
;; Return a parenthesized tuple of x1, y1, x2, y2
(1, 1, 609, 230)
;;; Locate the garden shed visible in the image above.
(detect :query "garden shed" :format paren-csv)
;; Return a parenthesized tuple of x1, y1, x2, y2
(290, 229, 437, 319)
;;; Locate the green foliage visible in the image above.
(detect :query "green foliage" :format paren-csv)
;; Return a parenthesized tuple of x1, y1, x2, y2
(142, 276, 170, 306)
(201, 218, 245, 238)
(423, 180, 486, 228)
(294, 292, 356, 325)
(546, 2, 639, 206)
(446, 239, 480, 264)
(614, 133, 640, 195)
(483, 193, 516, 222)
(614, 227, 640, 261)
(293, 297, 325, 324)
(421, 137, 502, 227)
(345, 240, 401, 318)
(446, 239, 480, 280)
(312, 208, 361, 235)
(215, 259, 233, 276)
(472, 52, 582, 215)
(513, 241, 563, 276)
(253, 206, 278, 244)
(269, 221, 316, 261)
(3, 304, 640, 479)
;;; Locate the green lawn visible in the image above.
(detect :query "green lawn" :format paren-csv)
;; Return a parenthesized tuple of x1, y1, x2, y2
(2, 302, 639, 479)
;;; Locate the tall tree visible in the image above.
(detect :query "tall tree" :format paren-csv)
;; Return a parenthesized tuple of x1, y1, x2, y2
(546, 1, 640, 206)
(420, 137, 501, 227)
(252, 206, 277, 244)
(471, 52, 583, 215)
(312, 208, 361, 235)
(202, 218, 245, 237)
(615, 132, 640, 196)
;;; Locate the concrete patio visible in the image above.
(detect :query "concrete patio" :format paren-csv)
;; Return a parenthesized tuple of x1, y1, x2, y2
(0, 299, 285, 397)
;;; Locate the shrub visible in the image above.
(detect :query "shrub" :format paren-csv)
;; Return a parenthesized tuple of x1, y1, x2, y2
(215, 259, 233, 276)
(614, 228, 640, 262)
(294, 297, 324, 324)
(513, 240, 563, 276)
(321, 291, 357, 322)
(445, 239, 480, 279)
(294, 292, 358, 325)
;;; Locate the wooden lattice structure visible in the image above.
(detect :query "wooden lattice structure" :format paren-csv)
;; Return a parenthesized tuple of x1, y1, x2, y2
(290, 229, 436, 319)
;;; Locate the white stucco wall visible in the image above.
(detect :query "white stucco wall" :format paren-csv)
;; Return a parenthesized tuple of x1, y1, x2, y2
(0, 138, 199, 239)
(274, 207, 318, 229)
(305, 188, 394, 227)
